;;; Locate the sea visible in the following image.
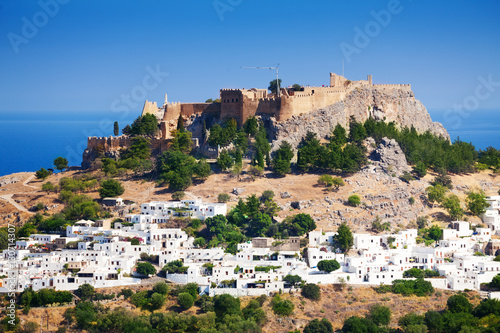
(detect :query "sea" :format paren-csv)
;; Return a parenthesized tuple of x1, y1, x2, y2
(0, 111, 136, 177)
(0, 109, 498, 177)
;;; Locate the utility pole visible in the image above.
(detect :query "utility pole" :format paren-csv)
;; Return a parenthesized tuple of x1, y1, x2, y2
(241, 65, 281, 97)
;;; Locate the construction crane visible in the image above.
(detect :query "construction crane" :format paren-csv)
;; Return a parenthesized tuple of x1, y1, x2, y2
(241, 64, 281, 97)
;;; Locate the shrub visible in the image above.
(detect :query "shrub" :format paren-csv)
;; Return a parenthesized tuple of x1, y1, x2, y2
(301, 284, 321, 301)
(271, 296, 294, 316)
(119, 289, 133, 299)
(318, 174, 334, 187)
(303, 318, 333, 333)
(152, 282, 169, 295)
(76, 284, 95, 300)
(347, 195, 361, 207)
(317, 260, 340, 273)
(447, 294, 473, 313)
(217, 193, 230, 203)
(35, 168, 51, 180)
(172, 191, 186, 201)
(368, 304, 391, 326)
(136, 262, 156, 276)
(98, 179, 125, 198)
(391, 278, 434, 296)
(178, 292, 194, 310)
(260, 190, 275, 202)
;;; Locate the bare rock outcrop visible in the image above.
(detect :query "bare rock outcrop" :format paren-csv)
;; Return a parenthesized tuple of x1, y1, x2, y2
(270, 87, 449, 150)
(368, 137, 411, 176)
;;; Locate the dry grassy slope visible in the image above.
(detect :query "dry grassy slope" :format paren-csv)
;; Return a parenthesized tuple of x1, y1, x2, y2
(16, 286, 481, 332)
(1, 169, 499, 232)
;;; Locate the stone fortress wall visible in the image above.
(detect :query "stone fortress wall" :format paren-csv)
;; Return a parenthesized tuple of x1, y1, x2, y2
(147, 72, 412, 134)
(86, 135, 170, 152)
(89, 73, 411, 147)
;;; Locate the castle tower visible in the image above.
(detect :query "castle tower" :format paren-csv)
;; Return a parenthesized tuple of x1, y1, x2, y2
(163, 93, 168, 107)
(368, 75, 373, 86)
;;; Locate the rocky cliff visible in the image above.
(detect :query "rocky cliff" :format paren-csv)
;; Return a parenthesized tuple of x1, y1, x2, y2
(270, 87, 449, 150)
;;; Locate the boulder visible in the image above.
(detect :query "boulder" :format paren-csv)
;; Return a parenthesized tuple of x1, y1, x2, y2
(232, 188, 245, 195)
(280, 191, 291, 199)
(370, 137, 411, 176)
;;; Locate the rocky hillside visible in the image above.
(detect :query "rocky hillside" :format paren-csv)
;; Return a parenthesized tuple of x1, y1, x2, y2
(270, 87, 449, 150)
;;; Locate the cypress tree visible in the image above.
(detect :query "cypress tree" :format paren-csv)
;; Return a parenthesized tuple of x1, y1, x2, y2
(177, 114, 185, 132)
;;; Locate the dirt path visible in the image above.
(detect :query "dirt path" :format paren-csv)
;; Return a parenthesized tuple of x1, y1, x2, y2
(22, 173, 38, 189)
(0, 194, 34, 214)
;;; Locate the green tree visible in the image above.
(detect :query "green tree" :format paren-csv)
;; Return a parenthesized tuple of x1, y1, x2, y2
(214, 294, 242, 319)
(342, 316, 379, 333)
(157, 150, 197, 191)
(286, 213, 316, 236)
(399, 313, 426, 332)
(244, 116, 259, 137)
(98, 179, 125, 198)
(447, 294, 473, 313)
(136, 262, 156, 276)
(217, 150, 234, 171)
(54, 157, 68, 172)
(170, 129, 192, 153)
(303, 318, 333, 333)
(42, 181, 55, 193)
(234, 130, 248, 154)
(432, 171, 453, 189)
(177, 114, 185, 132)
(424, 311, 444, 333)
(331, 124, 347, 146)
(416, 216, 428, 229)
(172, 191, 185, 200)
(272, 141, 294, 176)
(271, 296, 294, 316)
(426, 184, 447, 206)
(128, 114, 158, 136)
(76, 284, 95, 300)
(178, 292, 194, 310)
(152, 282, 169, 295)
(427, 225, 443, 241)
(301, 284, 321, 301)
(194, 237, 206, 247)
(368, 304, 391, 326)
(218, 193, 230, 203)
(413, 161, 427, 178)
(490, 274, 500, 288)
(347, 194, 361, 207)
(371, 216, 391, 233)
(193, 159, 212, 180)
(292, 83, 302, 91)
(268, 79, 282, 95)
(333, 223, 353, 253)
(114, 121, 119, 136)
(283, 274, 303, 288)
(149, 292, 166, 310)
(332, 177, 345, 191)
(122, 137, 151, 160)
(318, 174, 334, 187)
(317, 260, 340, 273)
(466, 191, 488, 216)
(35, 168, 51, 180)
(442, 194, 464, 220)
(348, 116, 367, 143)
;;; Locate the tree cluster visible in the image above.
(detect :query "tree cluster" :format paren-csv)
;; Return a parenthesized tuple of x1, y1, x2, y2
(122, 114, 159, 136)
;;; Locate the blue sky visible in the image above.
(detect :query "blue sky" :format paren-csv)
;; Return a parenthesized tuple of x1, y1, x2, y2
(0, 0, 499, 113)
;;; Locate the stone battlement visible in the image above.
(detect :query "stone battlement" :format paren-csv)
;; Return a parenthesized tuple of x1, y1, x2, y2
(150, 72, 413, 135)
(373, 84, 412, 91)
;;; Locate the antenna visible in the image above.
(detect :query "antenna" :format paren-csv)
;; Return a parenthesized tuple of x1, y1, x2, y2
(241, 64, 281, 97)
